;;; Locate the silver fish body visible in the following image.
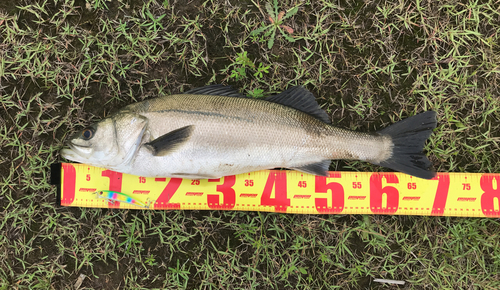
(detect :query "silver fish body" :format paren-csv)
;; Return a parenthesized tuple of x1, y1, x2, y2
(61, 85, 436, 179)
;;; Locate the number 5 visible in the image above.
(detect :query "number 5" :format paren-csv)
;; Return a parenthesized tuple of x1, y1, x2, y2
(315, 173, 344, 214)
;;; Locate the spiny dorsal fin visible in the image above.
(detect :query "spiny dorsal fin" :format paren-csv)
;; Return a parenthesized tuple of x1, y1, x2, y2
(145, 125, 194, 156)
(183, 84, 247, 98)
(265, 86, 331, 124)
(291, 160, 331, 176)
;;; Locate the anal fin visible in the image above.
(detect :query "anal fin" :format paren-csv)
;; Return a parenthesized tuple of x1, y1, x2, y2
(291, 160, 330, 176)
(145, 125, 194, 156)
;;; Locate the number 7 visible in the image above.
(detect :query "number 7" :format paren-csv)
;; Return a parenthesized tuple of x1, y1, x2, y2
(431, 174, 450, 216)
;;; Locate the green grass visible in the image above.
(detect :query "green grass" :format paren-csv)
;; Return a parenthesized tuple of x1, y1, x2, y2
(1, 0, 500, 288)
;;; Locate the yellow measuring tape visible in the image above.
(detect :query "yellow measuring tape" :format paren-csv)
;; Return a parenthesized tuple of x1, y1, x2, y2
(51, 163, 500, 217)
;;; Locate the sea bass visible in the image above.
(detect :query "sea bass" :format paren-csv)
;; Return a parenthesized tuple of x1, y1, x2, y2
(61, 85, 437, 179)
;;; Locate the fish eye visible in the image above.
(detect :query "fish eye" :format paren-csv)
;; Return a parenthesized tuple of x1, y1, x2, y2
(81, 128, 95, 140)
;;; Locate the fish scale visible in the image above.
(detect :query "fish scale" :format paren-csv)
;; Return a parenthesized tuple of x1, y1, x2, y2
(123, 94, 373, 178)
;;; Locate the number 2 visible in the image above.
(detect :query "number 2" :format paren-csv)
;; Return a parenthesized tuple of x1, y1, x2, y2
(154, 178, 182, 209)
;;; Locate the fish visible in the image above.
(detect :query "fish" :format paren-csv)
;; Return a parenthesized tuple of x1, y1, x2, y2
(61, 85, 437, 179)
(95, 190, 151, 208)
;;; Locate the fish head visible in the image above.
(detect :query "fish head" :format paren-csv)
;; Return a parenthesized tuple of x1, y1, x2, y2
(61, 113, 148, 168)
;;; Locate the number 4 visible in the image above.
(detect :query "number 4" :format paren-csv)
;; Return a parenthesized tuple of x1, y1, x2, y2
(261, 171, 289, 212)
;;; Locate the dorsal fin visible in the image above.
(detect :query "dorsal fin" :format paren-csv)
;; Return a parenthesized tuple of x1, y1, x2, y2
(183, 84, 247, 98)
(265, 86, 331, 124)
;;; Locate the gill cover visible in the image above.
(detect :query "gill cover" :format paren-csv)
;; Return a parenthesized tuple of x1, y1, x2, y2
(61, 113, 148, 168)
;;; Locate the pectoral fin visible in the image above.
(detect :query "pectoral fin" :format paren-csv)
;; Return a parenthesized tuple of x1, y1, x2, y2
(291, 160, 331, 176)
(145, 125, 194, 156)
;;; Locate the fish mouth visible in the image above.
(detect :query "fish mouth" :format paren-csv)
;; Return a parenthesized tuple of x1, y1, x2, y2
(61, 142, 93, 161)
(68, 142, 90, 149)
(60, 147, 78, 161)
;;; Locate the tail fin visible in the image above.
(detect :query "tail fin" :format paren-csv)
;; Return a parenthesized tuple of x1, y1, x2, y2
(376, 111, 437, 179)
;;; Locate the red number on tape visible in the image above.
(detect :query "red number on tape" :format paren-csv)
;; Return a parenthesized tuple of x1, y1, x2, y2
(314, 173, 344, 214)
(261, 171, 289, 212)
(102, 170, 123, 208)
(62, 163, 77, 206)
(208, 175, 236, 209)
(155, 178, 182, 209)
(370, 173, 398, 214)
(480, 174, 500, 217)
(431, 174, 450, 216)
